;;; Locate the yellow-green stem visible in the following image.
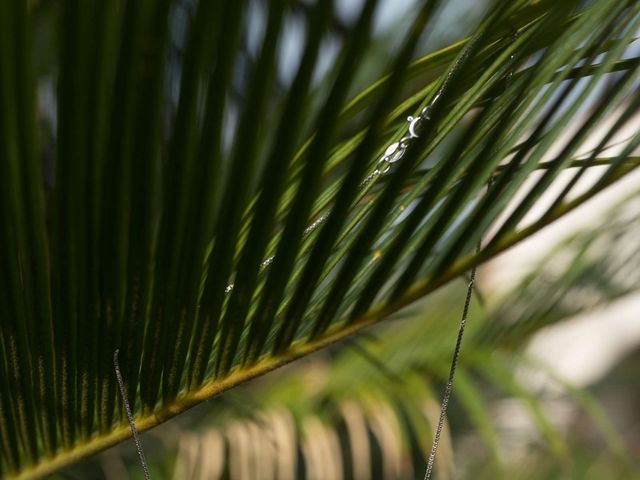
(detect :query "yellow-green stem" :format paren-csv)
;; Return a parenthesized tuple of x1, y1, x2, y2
(12, 162, 635, 480)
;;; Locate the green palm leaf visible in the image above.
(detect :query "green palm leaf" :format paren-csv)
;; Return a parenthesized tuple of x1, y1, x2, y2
(151, 198, 640, 478)
(1, 0, 639, 477)
(93, 199, 640, 478)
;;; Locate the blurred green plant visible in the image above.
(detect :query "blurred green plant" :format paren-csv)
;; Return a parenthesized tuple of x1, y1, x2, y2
(1, 0, 639, 478)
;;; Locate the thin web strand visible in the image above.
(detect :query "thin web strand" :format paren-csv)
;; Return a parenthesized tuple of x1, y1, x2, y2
(114, 349, 152, 480)
(423, 248, 479, 480)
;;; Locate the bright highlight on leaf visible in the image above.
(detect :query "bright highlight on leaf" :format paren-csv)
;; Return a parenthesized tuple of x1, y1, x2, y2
(0, 0, 638, 478)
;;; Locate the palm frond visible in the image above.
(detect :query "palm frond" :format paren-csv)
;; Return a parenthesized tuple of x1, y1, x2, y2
(95, 203, 640, 479)
(1, 0, 639, 477)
